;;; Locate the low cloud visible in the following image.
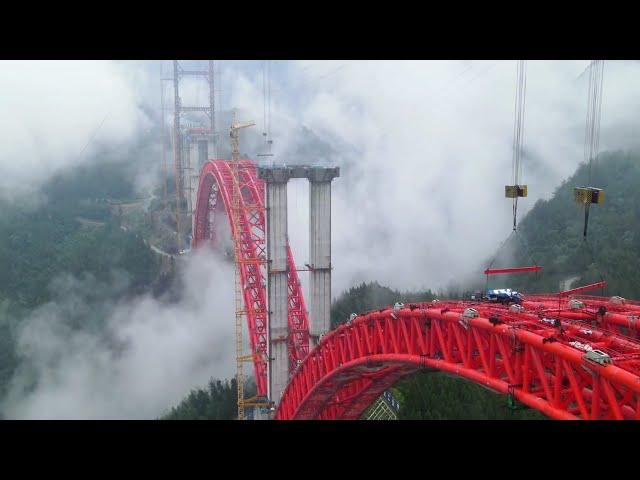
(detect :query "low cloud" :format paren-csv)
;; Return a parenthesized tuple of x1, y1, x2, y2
(218, 60, 640, 293)
(1, 249, 234, 419)
(0, 60, 151, 202)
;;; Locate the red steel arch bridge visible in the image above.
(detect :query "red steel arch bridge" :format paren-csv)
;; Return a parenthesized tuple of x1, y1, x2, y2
(193, 159, 640, 420)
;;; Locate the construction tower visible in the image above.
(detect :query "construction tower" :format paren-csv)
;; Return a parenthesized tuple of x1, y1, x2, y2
(171, 60, 217, 251)
(228, 110, 264, 420)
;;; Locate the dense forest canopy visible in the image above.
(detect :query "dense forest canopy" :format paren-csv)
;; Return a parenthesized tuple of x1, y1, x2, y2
(0, 148, 163, 403)
(162, 379, 239, 420)
(330, 281, 438, 327)
(0, 155, 160, 311)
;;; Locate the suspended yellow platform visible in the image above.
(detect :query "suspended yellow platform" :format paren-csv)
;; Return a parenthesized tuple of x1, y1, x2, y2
(505, 185, 528, 198)
(574, 186, 605, 204)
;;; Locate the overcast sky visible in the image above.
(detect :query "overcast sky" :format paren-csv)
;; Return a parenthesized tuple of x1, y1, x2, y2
(208, 60, 640, 293)
(3, 59, 640, 292)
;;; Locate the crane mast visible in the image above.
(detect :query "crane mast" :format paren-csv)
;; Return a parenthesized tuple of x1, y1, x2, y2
(229, 110, 256, 419)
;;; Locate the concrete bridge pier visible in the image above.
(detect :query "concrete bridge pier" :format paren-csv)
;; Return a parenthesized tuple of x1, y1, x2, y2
(189, 138, 211, 242)
(308, 167, 339, 349)
(189, 141, 199, 239)
(259, 167, 292, 405)
(258, 164, 339, 407)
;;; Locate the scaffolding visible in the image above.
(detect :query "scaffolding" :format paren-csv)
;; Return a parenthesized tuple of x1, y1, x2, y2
(171, 60, 217, 251)
(229, 111, 262, 419)
(160, 63, 168, 210)
(366, 398, 397, 420)
(365, 390, 400, 420)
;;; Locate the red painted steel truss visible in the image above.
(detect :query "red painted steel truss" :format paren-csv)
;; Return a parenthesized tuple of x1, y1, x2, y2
(275, 296, 640, 420)
(193, 159, 309, 397)
(192, 161, 640, 420)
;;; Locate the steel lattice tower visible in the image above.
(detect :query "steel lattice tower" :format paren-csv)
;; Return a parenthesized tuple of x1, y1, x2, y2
(171, 60, 217, 251)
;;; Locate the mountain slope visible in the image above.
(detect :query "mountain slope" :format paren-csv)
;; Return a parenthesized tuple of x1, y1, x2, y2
(488, 150, 640, 298)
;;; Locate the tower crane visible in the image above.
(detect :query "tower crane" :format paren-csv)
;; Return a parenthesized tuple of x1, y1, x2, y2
(229, 110, 269, 419)
(230, 111, 255, 162)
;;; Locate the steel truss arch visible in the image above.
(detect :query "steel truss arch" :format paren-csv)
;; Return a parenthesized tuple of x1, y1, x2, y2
(193, 159, 309, 397)
(276, 299, 640, 420)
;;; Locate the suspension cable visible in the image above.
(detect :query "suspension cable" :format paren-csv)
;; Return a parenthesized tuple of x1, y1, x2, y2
(507, 60, 528, 232)
(268, 60, 272, 149)
(259, 61, 274, 160)
(263, 60, 267, 140)
(483, 61, 540, 290)
(582, 236, 606, 283)
(584, 60, 605, 184)
(578, 60, 605, 238)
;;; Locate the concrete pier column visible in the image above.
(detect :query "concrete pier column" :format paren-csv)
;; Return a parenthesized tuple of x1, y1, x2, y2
(208, 137, 216, 159)
(258, 167, 291, 404)
(308, 167, 340, 349)
(188, 141, 199, 240)
(190, 139, 209, 238)
(197, 139, 208, 166)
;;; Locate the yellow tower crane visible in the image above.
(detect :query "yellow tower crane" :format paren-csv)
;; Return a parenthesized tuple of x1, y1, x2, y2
(229, 111, 261, 420)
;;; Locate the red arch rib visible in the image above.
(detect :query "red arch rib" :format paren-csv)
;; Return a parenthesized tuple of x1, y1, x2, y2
(193, 159, 309, 397)
(275, 299, 640, 420)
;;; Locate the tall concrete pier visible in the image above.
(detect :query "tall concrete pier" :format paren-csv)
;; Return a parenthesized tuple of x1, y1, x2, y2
(308, 167, 339, 348)
(189, 137, 212, 242)
(259, 167, 291, 404)
(258, 165, 339, 404)
(188, 141, 198, 234)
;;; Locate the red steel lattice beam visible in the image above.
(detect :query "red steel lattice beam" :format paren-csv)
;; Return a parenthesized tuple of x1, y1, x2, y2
(275, 297, 640, 420)
(558, 281, 607, 297)
(484, 266, 542, 275)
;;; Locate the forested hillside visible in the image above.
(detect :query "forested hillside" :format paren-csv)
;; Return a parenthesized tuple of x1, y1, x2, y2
(0, 153, 161, 305)
(491, 151, 640, 298)
(162, 378, 257, 420)
(331, 282, 437, 327)
(162, 379, 238, 420)
(0, 148, 163, 401)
